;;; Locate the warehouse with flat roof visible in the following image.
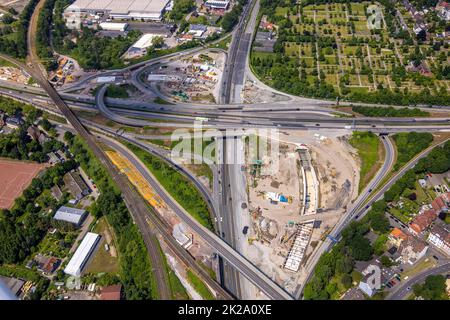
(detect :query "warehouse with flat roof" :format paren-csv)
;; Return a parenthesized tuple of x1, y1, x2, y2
(66, 0, 171, 21)
(64, 232, 100, 277)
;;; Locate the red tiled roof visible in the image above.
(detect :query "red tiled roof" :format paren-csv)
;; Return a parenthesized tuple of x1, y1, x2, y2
(441, 192, 450, 203)
(101, 285, 122, 300)
(390, 227, 408, 241)
(431, 197, 446, 211)
(409, 209, 437, 233)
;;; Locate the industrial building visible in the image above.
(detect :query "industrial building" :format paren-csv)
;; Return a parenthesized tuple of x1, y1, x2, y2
(99, 22, 128, 31)
(65, 0, 172, 21)
(188, 24, 208, 38)
(124, 33, 164, 58)
(204, 0, 230, 9)
(64, 232, 100, 277)
(53, 206, 87, 227)
(172, 223, 193, 249)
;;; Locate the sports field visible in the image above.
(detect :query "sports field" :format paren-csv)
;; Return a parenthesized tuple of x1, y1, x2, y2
(0, 159, 46, 209)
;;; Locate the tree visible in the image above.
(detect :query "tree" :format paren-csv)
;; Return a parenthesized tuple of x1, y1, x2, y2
(380, 255, 394, 267)
(169, 0, 195, 21)
(368, 210, 390, 233)
(151, 36, 164, 48)
(341, 273, 353, 289)
(335, 255, 353, 274)
(413, 275, 447, 300)
(348, 234, 373, 261)
(63, 131, 74, 143)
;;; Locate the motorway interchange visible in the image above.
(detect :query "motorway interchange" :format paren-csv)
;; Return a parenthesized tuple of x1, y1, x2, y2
(1, 0, 450, 301)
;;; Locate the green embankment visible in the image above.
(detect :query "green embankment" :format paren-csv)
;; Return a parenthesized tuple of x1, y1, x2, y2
(123, 141, 213, 230)
(186, 270, 215, 300)
(392, 132, 433, 171)
(349, 131, 383, 192)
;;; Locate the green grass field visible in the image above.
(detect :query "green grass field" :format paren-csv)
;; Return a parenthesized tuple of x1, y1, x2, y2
(186, 270, 215, 300)
(124, 141, 213, 230)
(349, 131, 383, 193)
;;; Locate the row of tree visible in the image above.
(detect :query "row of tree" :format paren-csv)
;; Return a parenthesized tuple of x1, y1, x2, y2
(385, 139, 450, 202)
(65, 133, 159, 300)
(36, 0, 59, 71)
(392, 132, 434, 171)
(0, 160, 77, 264)
(221, 0, 248, 32)
(0, 0, 39, 58)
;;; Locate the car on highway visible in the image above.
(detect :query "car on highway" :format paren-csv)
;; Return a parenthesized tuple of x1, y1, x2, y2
(242, 226, 249, 235)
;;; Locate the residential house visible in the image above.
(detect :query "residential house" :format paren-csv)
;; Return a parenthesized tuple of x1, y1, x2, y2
(188, 24, 208, 38)
(436, 0, 450, 21)
(63, 170, 91, 201)
(398, 234, 429, 265)
(408, 209, 437, 235)
(359, 272, 380, 297)
(388, 227, 408, 247)
(179, 33, 194, 41)
(407, 61, 433, 77)
(0, 112, 5, 127)
(48, 152, 61, 165)
(34, 255, 61, 275)
(357, 258, 396, 297)
(101, 284, 122, 300)
(427, 224, 450, 256)
(27, 126, 41, 141)
(51, 185, 63, 201)
(5, 116, 24, 129)
(431, 196, 447, 213)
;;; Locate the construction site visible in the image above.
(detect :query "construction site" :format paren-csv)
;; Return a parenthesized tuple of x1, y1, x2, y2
(241, 79, 291, 104)
(0, 66, 31, 85)
(146, 50, 225, 103)
(49, 56, 82, 86)
(240, 130, 360, 294)
(104, 149, 219, 292)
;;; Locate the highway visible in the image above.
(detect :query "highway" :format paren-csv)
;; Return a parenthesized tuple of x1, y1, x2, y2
(100, 136, 293, 300)
(25, 8, 179, 298)
(1, 0, 449, 301)
(7, 85, 234, 300)
(216, 0, 260, 298)
(387, 261, 450, 300)
(0, 63, 290, 299)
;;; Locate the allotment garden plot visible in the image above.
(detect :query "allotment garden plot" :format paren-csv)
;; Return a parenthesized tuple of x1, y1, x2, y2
(251, 1, 450, 104)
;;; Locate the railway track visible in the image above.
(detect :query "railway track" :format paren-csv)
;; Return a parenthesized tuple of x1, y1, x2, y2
(15, 0, 234, 300)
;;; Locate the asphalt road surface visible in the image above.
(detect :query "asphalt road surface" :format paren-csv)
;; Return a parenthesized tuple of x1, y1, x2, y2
(388, 261, 450, 300)
(102, 137, 293, 300)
